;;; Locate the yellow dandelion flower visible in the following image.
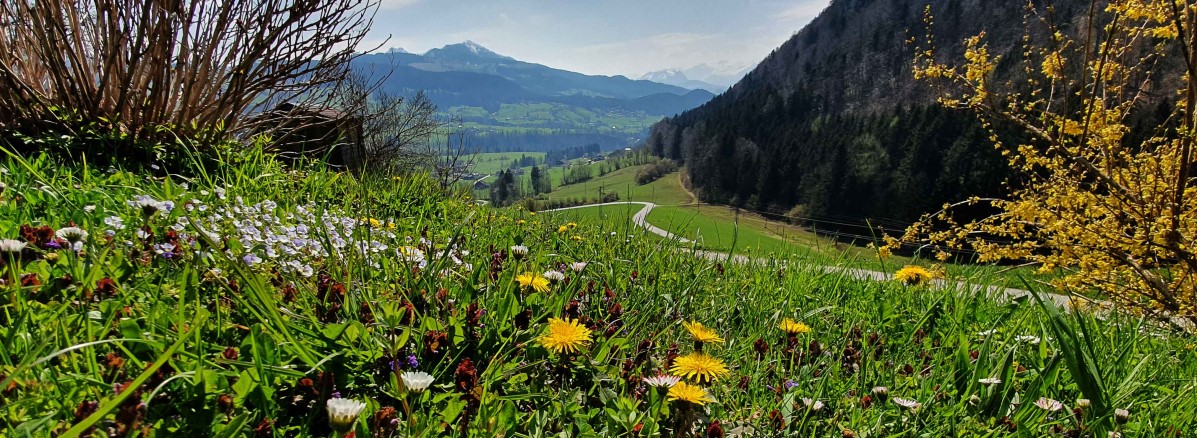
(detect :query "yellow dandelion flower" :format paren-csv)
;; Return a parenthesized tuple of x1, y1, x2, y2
(682, 321, 724, 345)
(570, 235, 583, 242)
(670, 352, 730, 384)
(558, 225, 569, 233)
(894, 265, 934, 286)
(529, 212, 536, 216)
(567, 222, 578, 229)
(537, 318, 592, 354)
(667, 381, 713, 406)
(515, 272, 550, 293)
(779, 318, 811, 334)
(517, 220, 527, 225)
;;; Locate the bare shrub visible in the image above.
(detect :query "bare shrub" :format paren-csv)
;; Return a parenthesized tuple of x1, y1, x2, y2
(0, 0, 380, 146)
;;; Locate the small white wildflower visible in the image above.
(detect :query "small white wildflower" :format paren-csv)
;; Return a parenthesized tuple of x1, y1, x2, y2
(1035, 397, 1064, 412)
(510, 245, 529, 259)
(977, 329, 997, 337)
(569, 262, 588, 272)
(1015, 335, 1041, 344)
(978, 377, 1002, 385)
(543, 270, 565, 284)
(56, 226, 88, 243)
(398, 246, 425, 264)
(1114, 408, 1129, 423)
(104, 216, 125, 231)
(400, 371, 435, 394)
(892, 397, 921, 410)
(801, 397, 825, 411)
(325, 398, 367, 433)
(643, 374, 680, 388)
(0, 239, 26, 253)
(83, 205, 96, 213)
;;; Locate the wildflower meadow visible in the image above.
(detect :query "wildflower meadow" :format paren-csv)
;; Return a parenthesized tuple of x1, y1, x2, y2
(0, 148, 1193, 437)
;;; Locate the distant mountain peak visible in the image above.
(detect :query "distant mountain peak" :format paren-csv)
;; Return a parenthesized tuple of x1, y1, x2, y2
(425, 41, 513, 60)
(639, 68, 726, 93)
(639, 69, 689, 81)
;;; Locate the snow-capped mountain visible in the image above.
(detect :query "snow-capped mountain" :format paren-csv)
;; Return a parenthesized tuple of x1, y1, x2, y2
(638, 69, 725, 93)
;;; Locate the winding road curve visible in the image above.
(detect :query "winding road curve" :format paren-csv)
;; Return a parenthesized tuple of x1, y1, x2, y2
(542, 201, 1083, 309)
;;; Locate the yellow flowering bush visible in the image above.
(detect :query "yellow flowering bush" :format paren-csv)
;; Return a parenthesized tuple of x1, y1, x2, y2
(903, 1, 1197, 324)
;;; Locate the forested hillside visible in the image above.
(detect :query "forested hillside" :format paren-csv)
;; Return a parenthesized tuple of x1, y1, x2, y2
(645, 0, 1101, 229)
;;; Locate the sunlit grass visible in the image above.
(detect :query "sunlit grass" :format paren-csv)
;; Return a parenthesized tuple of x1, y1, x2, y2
(0, 147, 1193, 437)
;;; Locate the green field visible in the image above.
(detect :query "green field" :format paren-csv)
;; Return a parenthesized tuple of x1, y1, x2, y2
(542, 166, 821, 255)
(447, 103, 663, 134)
(468, 152, 547, 175)
(536, 165, 1049, 286)
(544, 164, 693, 205)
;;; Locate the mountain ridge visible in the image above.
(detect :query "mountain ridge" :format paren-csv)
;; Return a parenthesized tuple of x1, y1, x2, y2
(350, 41, 717, 152)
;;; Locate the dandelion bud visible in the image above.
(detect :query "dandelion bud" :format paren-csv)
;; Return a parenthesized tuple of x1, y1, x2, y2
(1075, 398, 1090, 409)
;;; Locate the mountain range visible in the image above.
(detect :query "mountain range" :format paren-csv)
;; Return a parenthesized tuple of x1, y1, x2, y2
(350, 41, 717, 151)
(638, 63, 754, 93)
(351, 41, 714, 117)
(637, 70, 726, 94)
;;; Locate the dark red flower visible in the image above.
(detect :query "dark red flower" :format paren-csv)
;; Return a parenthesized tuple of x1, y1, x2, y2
(753, 338, 769, 359)
(455, 358, 477, 393)
(252, 418, 274, 437)
(705, 420, 724, 438)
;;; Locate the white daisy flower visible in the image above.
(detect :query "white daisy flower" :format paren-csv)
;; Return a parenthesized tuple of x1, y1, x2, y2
(325, 398, 367, 433)
(1035, 397, 1064, 412)
(643, 374, 680, 388)
(0, 239, 26, 253)
(400, 371, 435, 394)
(510, 244, 529, 259)
(55, 226, 88, 243)
(892, 397, 921, 410)
(543, 270, 565, 284)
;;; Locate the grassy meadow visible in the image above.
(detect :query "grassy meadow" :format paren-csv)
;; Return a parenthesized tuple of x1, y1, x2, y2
(467, 152, 548, 175)
(0, 148, 1194, 437)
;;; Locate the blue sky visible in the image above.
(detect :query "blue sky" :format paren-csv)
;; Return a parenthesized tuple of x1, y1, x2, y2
(368, 0, 830, 78)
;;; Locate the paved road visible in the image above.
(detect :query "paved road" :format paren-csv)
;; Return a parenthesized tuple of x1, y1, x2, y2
(543, 202, 1082, 310)
(544, 201, 692, 243)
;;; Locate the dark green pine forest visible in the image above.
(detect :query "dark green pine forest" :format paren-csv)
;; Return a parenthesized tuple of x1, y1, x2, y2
(645, 0, 1105, 232)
